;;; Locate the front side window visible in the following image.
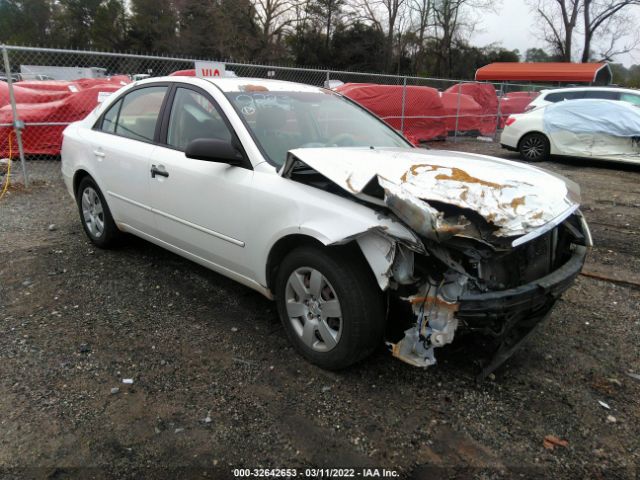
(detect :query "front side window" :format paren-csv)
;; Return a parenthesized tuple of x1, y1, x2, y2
(112, 86, 167, 142)
(167, 87, 232, 151)
(225, 89, 410, 166)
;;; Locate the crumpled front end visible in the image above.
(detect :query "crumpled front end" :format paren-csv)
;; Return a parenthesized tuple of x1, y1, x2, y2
(281, 147, 592, 375)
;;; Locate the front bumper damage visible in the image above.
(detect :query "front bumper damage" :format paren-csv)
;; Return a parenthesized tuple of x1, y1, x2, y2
(388, 242, 587, 379)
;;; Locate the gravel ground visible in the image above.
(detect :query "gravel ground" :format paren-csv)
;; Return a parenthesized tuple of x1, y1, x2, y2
(0, 144, 639, 479)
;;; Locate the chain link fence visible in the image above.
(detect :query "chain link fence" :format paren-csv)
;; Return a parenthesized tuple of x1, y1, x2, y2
(0, 45, 546, 199)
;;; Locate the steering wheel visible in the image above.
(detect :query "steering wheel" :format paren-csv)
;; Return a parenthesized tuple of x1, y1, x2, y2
(328, 133, 357, 147)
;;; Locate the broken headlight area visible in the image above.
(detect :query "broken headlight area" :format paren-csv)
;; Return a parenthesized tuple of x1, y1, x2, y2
(385, 213, 589, 379)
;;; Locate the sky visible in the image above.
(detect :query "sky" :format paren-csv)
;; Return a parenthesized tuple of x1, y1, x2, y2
(472, 0, 639, 67)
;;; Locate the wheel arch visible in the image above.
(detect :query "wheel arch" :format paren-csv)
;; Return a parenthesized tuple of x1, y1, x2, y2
(265, 233, 372, 295)
(517, 130, 550, 150)
(73, 169, 94, 196)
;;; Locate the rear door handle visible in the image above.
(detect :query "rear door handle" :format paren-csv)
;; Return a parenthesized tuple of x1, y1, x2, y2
(93, 149, 105, 158)
(151, 165, 169, 178)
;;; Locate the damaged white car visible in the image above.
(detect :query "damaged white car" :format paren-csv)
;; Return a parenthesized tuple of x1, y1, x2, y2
(501, 98, 640, 164)
(61, 78, 592, 378)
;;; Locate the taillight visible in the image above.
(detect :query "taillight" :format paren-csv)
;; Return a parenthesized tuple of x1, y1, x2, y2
(505, 116, 517, 127)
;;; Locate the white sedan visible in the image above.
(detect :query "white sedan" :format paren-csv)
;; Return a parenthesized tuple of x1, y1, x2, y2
(501, 99, 640, 164)
(62, 77, 591, 377)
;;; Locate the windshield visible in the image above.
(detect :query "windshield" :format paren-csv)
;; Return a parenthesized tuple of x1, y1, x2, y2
(224, 89, 411, 166)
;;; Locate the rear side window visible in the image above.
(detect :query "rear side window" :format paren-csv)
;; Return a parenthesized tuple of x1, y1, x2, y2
(545, 91, 585, 102)
(583, 90, 619, 100)
(97, 86, 168, 141)
(621, 93, 640, 106)
(101, 99, 122, 134)
(117, 87, 167, 141)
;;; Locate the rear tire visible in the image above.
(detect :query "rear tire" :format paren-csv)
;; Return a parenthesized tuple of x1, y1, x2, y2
(275, 245, 385, 370)
(76, 176, 121, 248)
(519, 132, 550, 162)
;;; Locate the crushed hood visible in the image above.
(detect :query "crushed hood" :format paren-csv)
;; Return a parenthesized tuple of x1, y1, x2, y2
(282, 147, 581, 240)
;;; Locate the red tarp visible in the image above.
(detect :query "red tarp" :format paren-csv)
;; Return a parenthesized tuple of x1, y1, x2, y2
(0, 82, 127, 157)
(475, 62, 612, 84)
(0, 82, 71, 107)
(439, 92, 483, 134)
(498, 91, 539, 127)
(169, 69, 197, 76)
(335, 83, 447, 142)
(445, 83, 498, 136)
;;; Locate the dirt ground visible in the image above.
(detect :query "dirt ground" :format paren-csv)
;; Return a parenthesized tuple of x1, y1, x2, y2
(0, 142, 639, 479)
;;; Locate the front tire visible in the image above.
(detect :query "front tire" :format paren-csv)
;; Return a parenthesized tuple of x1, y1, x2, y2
(275, 245, 385, 370)
(76, 176, 121, 248)
(519, 132, 550, 162)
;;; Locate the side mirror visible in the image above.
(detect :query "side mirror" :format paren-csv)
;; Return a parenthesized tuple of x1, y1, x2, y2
(185, 138, 245, 166)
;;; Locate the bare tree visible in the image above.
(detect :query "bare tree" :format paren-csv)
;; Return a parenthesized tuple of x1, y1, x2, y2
(431, 0, 494, 76)
(581, 0, 640, 61)
(353, 0, 409, 71)
(254, 0, 300, 45)
(528, 0, 581, 61)
(529, 0, 640, 62)
(407, 0, 431, 71)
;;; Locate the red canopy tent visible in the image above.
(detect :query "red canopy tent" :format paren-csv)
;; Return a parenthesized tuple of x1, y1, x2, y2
(475, 62, 612, 85)
(335, 83, 447, 142)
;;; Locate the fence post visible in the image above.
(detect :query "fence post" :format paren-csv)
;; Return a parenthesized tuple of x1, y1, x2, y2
(494, 81, 505, 141)
(400, 76, 407, 134)
(1, 45, 29, 188)
(453, 83, 463, 143)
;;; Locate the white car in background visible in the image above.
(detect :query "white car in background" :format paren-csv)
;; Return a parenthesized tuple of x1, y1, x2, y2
(61, 77, 591, 378)
(501, 98, 640, 164)
(526, 86, 640, 112)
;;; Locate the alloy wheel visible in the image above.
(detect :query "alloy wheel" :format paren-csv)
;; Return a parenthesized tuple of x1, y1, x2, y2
(284, 267, 343, 352)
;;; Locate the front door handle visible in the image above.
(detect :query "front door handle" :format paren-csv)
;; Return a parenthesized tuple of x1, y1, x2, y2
(93, 149, 105, 158)
(151, 165, 169, 178)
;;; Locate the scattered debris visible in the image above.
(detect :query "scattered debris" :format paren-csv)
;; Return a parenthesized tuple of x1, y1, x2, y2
(598, 400, 611, 410)
(174, 427, 184, 434)
(606, 415, 617, 423)
(543, 435, 569, 450)
(78, 344, 90, 353)
(21, 280, 32, 287)
(48, 224, 57, 231)
(122, 378, 134, 384)
(626, 372, 640, 382)
(321, 386, 331, 393)
(110, 387, 120, 395)
(231, 327, 238, 332)
(203, 412, 212, 424)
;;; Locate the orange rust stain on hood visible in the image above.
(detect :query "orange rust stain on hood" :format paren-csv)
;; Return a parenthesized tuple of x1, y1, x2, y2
(510, 196, 526, 209)
(402, 164, 504, 189)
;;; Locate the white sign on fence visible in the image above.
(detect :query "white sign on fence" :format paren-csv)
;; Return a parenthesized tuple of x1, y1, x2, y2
(195, 61, 226, 78)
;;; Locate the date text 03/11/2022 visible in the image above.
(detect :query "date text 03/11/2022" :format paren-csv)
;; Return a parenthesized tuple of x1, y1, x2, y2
(232, 468, 400, 477)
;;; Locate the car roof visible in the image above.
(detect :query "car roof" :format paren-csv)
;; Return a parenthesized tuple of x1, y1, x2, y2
(540, 86, 639, 95)
(136, 76, 326, 93)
